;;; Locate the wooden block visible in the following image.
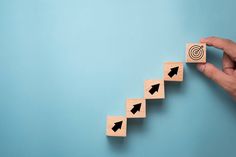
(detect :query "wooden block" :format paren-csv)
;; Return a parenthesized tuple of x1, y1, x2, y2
(164, 62, 184, 81)
(106, 116, 127, 137)
(126, 98, 146, 118)
(186, 43, 206, 63)
(144, 80, 165, 99)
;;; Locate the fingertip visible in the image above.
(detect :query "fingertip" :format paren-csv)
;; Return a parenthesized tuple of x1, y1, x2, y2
(200, 37, 212, 43)
(200, 38, 207, 43)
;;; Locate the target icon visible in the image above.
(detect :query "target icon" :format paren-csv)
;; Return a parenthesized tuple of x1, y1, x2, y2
(188, 45, 204, 61)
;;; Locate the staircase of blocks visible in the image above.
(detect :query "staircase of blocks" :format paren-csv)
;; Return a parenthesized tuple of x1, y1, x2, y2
(106, 43, 207, 137)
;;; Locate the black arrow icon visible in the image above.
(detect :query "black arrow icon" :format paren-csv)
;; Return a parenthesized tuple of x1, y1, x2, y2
(112, 121, 123, 132)
(168, 66, 179, 78)
(130, 103, 142, 114)
(149, 84, 160, 95)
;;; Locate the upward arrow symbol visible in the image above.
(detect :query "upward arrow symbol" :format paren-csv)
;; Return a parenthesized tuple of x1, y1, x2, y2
(149, 84, 160, 95)
(112, 121, 123, 132)
(130, 103, 142, 114)
(168, 66, 179, 78)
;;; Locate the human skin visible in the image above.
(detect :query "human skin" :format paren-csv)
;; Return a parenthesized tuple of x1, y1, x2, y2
(196, 36, 236, 100)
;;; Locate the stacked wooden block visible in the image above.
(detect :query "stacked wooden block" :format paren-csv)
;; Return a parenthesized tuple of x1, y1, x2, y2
(106, 43, 206, 137)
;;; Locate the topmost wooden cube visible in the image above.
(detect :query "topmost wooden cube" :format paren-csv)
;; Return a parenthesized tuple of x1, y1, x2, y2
(186, 43, 206, 63)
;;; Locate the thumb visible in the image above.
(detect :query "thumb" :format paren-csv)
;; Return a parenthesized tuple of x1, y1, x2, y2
(197, 63, 232, 92)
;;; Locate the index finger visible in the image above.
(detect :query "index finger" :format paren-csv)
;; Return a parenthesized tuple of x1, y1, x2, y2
(200, 36, 236, 60)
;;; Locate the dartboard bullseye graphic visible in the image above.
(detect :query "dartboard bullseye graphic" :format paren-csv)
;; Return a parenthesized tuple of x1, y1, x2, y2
(188, 45, 204, 61)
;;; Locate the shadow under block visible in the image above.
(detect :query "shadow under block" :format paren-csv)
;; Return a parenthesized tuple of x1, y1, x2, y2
(126, 98, 146, 118)
(144, 80, 165, 99)
(164, 62, 184, 81)
(106, 116, 127, 137)
(186, 43, 206, 63)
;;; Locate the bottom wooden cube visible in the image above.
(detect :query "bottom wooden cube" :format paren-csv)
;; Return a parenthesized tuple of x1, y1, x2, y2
(106, 116, 127, 137)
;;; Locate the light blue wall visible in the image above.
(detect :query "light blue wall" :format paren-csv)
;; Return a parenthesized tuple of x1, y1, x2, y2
(0, 0, 236, 157)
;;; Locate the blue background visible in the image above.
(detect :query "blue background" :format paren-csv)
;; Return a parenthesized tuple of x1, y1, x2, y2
(0, 0, 236, 157)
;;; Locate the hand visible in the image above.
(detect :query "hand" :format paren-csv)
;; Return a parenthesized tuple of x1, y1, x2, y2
(197, 36, 236, 100)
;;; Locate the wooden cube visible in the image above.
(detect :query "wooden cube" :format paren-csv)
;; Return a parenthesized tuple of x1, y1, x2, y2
(144, 80, 165, 99)
(186, 43, 206, 63)
(126, 98, 146, 118)
(164, 62, 184, 81)
(106, 116, 127, 137)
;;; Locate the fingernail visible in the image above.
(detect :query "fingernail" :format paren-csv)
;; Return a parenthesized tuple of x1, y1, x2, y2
(197, 64, 205, 72)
